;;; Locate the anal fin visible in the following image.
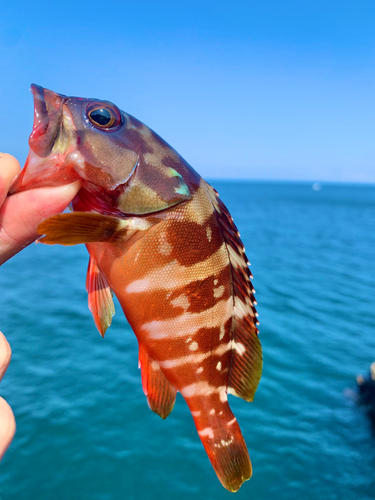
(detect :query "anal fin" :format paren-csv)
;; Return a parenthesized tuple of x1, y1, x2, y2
(86, 257, 115, 337)
(139, 344, 177, 419)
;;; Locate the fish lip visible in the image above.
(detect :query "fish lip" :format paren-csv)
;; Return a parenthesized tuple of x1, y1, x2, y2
(28, 84, 66, 158)
(30, 84, 49, 134)
(9, 86, 77, 194)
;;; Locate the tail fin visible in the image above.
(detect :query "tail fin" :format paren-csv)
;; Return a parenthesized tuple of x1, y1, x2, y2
(192, 404, 252, 492)
(199, 419, 251, 491)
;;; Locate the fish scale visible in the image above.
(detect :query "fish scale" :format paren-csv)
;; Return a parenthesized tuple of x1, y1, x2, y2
(11, 84, 262, 492)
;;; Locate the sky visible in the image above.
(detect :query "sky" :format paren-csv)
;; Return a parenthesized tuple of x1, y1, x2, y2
(0, 1, 374, 182)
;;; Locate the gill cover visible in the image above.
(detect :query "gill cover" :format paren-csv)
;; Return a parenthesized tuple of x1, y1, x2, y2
(117, 158, 191, 214)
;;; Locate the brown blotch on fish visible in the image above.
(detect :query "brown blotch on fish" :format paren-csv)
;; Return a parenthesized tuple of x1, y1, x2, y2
(125, 127, 154, 155)
(168, 269, 231, 315)
(166, 215, 223, 267)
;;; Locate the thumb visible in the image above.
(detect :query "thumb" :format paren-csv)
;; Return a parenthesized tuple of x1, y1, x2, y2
(0, 180, 81, 265)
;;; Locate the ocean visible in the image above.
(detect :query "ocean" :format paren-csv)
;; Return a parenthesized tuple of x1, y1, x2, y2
(0, 181, 374, 499)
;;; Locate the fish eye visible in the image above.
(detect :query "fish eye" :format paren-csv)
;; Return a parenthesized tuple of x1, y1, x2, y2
(87, 102, 122, 129)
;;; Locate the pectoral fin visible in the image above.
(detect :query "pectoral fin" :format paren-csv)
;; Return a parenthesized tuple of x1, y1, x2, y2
(86, 257, 115, 337)
(139, 344, 177, 419)
(37, 212, 131, 245)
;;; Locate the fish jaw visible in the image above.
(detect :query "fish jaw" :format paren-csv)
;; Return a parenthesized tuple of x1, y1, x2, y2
(29, 84, 66, 158)
(10, 86, 80, 194)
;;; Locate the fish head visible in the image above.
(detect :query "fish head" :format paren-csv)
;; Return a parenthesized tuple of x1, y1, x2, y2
(11, 85, 198, 215)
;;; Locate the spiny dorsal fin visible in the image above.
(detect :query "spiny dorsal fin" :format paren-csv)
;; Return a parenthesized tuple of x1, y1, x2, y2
(86, 257, 115, 337)
(139, 344, 177, 419)
(203, 181, 262, 402)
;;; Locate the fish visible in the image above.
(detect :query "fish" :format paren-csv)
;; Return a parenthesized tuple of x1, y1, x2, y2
(10, 85, 262, 492)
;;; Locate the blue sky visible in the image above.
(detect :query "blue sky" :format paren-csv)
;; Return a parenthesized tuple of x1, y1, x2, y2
(0, 1, 374, 182)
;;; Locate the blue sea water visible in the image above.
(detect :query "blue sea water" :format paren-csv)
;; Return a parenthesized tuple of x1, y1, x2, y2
(0, 181, 375, 499)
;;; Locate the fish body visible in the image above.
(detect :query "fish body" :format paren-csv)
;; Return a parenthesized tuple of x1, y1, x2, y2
(11, 85, 262, 492)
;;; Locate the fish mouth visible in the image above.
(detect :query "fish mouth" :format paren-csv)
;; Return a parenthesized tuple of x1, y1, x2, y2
(9, 85, 79, 194)
(28, 84, 66, 158)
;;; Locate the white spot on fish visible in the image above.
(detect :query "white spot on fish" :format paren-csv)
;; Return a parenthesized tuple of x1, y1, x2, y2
(227, 387, 241, 398)
(234, 342, 246, 356)
(213, 436, 235, 449)
(180, 382, 225, 399)
(209, 409, 215, 415)
(126, 278, 151, 294)
(171, 294, 190, 311)
(234, 296, 253, 319)
(189, 341, 198, 351)
(219, 325, 225, 341)
(157, 229, 173, 256)
(159, 240, 173, 255)
(214, 279, 218, 286)
(219, 386, 227, 403)
(198, 427, 214, 439)
(216, 361, 222, 371)
(206, 226, 212, 242)
(228, 245, 245, 269)
(216, 436, 234, 448)
(196, 367, 204, 374)
(227, 417, 237, 426)
(214, 285, 224, 298)
(191, 410, 201, 417)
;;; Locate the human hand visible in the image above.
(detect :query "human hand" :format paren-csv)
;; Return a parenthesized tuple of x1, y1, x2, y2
(0, 332, 15, 460)
(0, 153, 81, 459)
(0, 153, 81, 265)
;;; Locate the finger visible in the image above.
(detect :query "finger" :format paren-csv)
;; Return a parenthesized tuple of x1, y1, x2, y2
(0, 180, 81, 266)
(0, 332, 14, 461)
(0, 332, 11, 380)
(0, 154, 21, 207)
(0, 397, 16, 460)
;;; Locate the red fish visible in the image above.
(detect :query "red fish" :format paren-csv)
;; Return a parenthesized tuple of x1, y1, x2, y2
(11, 85, 262, 492)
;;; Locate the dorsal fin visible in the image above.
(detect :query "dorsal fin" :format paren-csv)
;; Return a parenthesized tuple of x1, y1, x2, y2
(86, 257, 115, 337)
(139, 344, 177, 419)
(203, 181, 262, 402)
